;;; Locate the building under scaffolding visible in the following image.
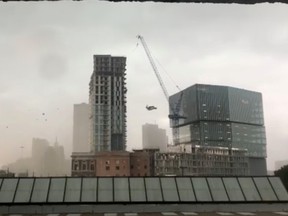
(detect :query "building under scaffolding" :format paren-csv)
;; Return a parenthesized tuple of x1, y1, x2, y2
(155, 145, 249, 176)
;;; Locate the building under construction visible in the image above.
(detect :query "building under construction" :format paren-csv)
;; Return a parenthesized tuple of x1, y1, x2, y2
(138, 37, 261, 176)
(155, 145, 249, 176)
(89, 55, 127, 152)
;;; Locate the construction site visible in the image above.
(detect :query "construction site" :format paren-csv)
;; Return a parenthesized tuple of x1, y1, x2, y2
(71, 36, 267, 177)
(137, 35, 267, 176)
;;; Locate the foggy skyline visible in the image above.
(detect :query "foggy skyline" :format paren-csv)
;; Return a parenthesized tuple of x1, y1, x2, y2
(0, 1, 288, 170)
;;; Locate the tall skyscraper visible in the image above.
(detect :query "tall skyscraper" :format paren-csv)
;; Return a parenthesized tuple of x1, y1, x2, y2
(142, 123, 168, 152)
(170, 84, 267, 175)
(89, 55, 127, 152)
(73, 103, 90, 152)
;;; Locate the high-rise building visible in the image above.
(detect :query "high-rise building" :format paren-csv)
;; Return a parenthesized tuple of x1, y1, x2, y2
(142, 123, 168, 152)
(169, 84, 267, 175)
(89, 55, 127, 152)
(31, 138, 70, 176)
(73, 103, 90, 152)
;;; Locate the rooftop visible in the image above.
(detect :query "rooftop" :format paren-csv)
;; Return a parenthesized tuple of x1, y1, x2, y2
(0, 176, 287, 214)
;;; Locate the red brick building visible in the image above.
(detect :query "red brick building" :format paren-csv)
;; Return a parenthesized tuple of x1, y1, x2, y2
(71, 151, 151, 177)
(130, 151, 150, 176)
(95, 151, 130, 176)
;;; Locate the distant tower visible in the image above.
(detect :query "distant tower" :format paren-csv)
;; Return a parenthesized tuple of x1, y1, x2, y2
(31, 138, 49, 176)
(142, 123, 168, 152)
(89, 55, 127, 152)
(73, 103, 90, 152)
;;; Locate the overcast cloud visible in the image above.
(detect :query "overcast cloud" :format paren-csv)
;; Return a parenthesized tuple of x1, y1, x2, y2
(0, 1, 288, 171)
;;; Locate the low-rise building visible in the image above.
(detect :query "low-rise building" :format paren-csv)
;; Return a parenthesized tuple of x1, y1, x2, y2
(155, 145, 249, 176)
(71, 152, 96, 177)
(130, 150, 153, 176)
(71, 151, 150, 177)
(133, 148, 159, 176)
(95, 151, 130, 176)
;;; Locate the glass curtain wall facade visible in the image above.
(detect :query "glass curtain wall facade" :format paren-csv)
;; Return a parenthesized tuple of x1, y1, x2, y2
(89, 55, 127, 152)
(169, 84, 267, 175)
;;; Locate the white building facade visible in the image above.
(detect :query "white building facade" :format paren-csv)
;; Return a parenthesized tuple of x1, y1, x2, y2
(142, 123, 168, 152)
(73, 103, 90, 152)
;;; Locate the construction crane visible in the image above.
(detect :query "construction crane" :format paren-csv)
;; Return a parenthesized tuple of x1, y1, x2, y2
(137, 35, 186, 145)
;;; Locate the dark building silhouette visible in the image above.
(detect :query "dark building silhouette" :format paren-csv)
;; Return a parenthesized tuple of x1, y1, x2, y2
(4, 138, 70, 177)
(0, 170, 15, 177)
(170, 84, 267, 175)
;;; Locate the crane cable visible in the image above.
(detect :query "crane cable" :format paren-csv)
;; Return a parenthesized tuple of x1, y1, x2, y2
(134, 36, 181, 94)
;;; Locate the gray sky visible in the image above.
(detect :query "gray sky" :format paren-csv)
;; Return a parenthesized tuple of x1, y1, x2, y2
(0, 1, 287, 170)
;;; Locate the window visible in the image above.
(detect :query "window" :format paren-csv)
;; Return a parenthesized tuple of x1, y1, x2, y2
(106, 160, 110, 165)
(116, 160, 120, 165)
(116, 166, 120, 170)
(91, 164, 95, 170)
(106, 166, 110, 171)
(144, 165, 147, 169)
(131, 165, 134, 169)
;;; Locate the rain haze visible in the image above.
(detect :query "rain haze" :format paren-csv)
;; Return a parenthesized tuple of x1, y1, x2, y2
(0, 1, 288, 171)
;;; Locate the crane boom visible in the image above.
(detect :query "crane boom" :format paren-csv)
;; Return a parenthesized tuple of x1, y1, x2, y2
(137, 35, 186, 145)
(137, 35, 169, 101)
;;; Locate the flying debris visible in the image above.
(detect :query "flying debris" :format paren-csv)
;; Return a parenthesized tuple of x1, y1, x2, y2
(42, 113, 45, 115)
(146, 105, 157, 111)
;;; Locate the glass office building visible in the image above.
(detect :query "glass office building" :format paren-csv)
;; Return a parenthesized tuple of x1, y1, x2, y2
(169, 84, 267, 175)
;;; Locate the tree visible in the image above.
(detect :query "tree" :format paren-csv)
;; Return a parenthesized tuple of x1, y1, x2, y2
(274, 165, 288, 190)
